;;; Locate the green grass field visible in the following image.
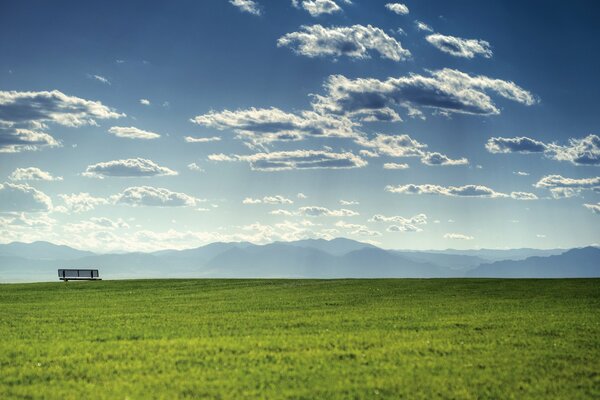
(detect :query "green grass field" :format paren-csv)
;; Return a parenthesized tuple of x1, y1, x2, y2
(0, 279, 599, 399)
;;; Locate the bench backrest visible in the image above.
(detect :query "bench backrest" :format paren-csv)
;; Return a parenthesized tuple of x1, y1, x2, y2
(58, 269, 99, 279)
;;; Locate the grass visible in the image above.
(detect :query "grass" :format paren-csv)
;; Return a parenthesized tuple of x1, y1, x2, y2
(0, 279, 599, 399)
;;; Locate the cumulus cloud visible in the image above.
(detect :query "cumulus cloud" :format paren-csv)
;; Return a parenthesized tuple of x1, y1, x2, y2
(0, 89, 123, 127)
(0, 89, 123, 152)
(385, 183, 510, 198)
(339, 200, 359, 206)
(584, 202, 600, 214)
(9, 167, 63, 181)
(546, 134, 600, 166)
(230, 0, 262, 15)
(444, 233, 474, 240)
(184, 136, 221, 143)
(534, 175, 600, 189)
(140, 99, 150, 105)
(0, 182, 52, 212)
(113, 186, 202, 207)
(0, 127, 60, 153)
(91, 75, 110, 85)
(426, 34, 492, 58)
(385, 3, 409, 15)
(299, 206, 358, 217)
(293, 0, 342, 17)
(192, 107, 356, 148)
(383, 162, 409, 169)
(510, 192, 538, 200)
(0, 212, 55, 229)
(83, 158, 177, 178)
(370, 213, 427, 232)
(312, 69, 536, 121)
(534, 174, 599, 198)
(243, 195, 294, 205)
(278, 24, 411, 61)
(59, 193, 110, 213)
(64, 217, 129, 233)
(356, 134, 426, 157)
(208, 149, 367, 171)
(108, 126, 161, 140)
(486, 136, 547, 153)
(335, 221, 381, 237)
(487, 134, 599, 166)
(420, 152, 468, 166)
(357, 134, 467, 167)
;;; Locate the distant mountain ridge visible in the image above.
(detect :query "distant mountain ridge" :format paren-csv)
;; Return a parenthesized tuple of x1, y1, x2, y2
(0, 239, 597, 282)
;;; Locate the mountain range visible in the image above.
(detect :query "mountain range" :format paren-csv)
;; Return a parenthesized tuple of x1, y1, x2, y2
(0, 238, 598, 282)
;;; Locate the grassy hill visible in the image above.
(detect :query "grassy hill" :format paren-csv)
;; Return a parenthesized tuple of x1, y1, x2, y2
(1, 279, 599, 399)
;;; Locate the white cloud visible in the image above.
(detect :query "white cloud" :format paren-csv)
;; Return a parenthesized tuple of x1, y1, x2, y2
(0, 90, 123, 152)
(293, 0, 342, 17)
(514, 171, 530, 176)
(140, 99, 150, 105)
(356, 134, 426, 157)
(91, 75, 110, 85)
(9, 167, 62, 181)
(383, 162, 409, 170)
(113, 186, 202, 207)
(297, 192, 308, 199)
(312, 69, 536, 120)
(385, 3, 409, 15)
(486, 136, 547, 153)
(546, 134, 600, 166)
(487, 135, 600, 166)
(192, 107, 357, 148)
(535, 175, 599, 198)
(444, 233, 474, 240)
(0, 212, 55, 229)
(584, 203, 600, 214)
(0, 182, 52, 212)
(270, 209, 295, 216)
(426, 33, 492, 58)
(534, 175, 600, 189)
(108, 126, 161, 140)
(339, 200, 359, 206)
(385, 183, 509, 198)
(510, 192, 538, 200)
(415, 21, 433, 32)
(243, 195, 294, 205)
(299, 206, 358, 217)
(370, 213, 427, 232)
(83, 158, 177, 178)
(335, 221, 381, 237)
(278, 24, 411, 61)
(0, 128, 60, 153)
(187, 163, 204, 172)
(59, 193, 110, 213)
(230, 0, 262, 15)
(209, 149, 367, 171)
(184, 136, 221, 143)
(420, 152, 468, 166)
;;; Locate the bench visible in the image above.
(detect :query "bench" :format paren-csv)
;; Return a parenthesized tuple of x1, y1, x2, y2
(58, 269, 101, 281)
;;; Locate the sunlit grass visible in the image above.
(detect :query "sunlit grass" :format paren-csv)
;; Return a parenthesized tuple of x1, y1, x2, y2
(0, 279, 598, 399)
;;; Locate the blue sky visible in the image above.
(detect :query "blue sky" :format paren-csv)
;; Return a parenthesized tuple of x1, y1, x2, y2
(0, 0, 599, 252)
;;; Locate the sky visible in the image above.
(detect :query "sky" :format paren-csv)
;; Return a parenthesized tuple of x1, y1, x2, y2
(0, 0, 599, 252)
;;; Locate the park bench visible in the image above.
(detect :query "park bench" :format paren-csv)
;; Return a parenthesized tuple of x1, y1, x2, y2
(58, 269, 101, 281)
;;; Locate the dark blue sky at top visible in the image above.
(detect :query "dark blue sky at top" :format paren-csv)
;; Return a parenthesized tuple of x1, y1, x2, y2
(0, 0, 599, 250)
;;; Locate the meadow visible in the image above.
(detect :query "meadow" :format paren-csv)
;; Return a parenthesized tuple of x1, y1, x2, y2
(0, 279, 598, 399)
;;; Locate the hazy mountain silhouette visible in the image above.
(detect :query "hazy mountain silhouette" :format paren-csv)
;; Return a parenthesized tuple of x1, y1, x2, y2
(0, 239, 596, 282)
(467, 246, 600, 278)
(0, 241, 95, 260)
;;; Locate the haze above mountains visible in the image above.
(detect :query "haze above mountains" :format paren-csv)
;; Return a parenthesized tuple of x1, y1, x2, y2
(0, 239, 598, 282)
